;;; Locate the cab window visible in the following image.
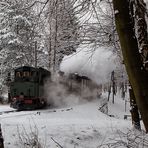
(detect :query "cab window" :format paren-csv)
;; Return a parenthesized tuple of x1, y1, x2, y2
(23, 71, 30, 77)
(16, 72, 21, 77)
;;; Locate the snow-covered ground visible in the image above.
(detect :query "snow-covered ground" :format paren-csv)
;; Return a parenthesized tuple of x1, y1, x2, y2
(0, 92, 133, 148)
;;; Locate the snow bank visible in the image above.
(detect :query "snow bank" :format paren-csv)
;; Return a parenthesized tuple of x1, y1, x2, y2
(1, 99, 131, 148)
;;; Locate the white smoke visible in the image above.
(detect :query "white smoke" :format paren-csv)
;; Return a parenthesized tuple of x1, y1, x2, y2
(44, 74, 100, 108)
(44, 45, 116, 107)
(60, 45, 117, 84)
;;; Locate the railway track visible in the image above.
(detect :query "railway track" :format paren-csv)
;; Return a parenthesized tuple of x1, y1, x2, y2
(0, 106, 73, 120)
(0, 110, 37, 119)
(0, 107, 55, 119)
(0, 110, 19, 115)
(0, 105, 51, 116)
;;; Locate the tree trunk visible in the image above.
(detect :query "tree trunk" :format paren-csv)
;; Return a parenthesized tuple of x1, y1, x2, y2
(53, 0, 59, 72)
(0, 124, 4, 148)
(48, 23, 52, 71)
(111, 71, 116, 104)
(34, 41, 37, 68)
(129, 87, 141, 130)
(134, 0, 148, 68)
(113, 0, 148, 132)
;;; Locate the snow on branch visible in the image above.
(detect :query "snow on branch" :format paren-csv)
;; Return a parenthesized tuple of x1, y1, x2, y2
(12, 15, 32, 26)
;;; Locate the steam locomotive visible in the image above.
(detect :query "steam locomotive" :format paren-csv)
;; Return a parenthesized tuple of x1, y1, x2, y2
(9, 66, 100, 110)
(9, 66, 51, 110)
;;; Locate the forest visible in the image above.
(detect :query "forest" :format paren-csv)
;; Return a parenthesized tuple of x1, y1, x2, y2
(0, 0, 148, 147)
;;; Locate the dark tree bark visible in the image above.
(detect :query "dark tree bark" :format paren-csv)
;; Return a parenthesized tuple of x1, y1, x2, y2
(0, 124, 4, 148)
(134, 0, 148, 68)
(111, 71, 116, 104)
(113, 0, 148, 132)
(128, 0, 148, 130)
(129, 87, 141, 130)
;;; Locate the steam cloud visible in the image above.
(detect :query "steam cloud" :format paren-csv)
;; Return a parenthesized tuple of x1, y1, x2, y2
(60, 46, 116, 84)
(44, 46, 116, 107)
(44, 76, 99, 108)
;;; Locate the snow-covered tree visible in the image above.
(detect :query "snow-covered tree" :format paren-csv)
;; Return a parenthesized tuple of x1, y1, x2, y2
(44, 0, 80, 72)
(0, 0, 47, 79)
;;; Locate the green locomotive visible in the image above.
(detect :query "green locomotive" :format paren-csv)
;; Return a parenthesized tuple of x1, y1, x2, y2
(10, 66, 51, 110)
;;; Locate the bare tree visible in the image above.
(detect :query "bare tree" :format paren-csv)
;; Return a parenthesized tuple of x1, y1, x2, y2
(113, 0, 148, 132)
